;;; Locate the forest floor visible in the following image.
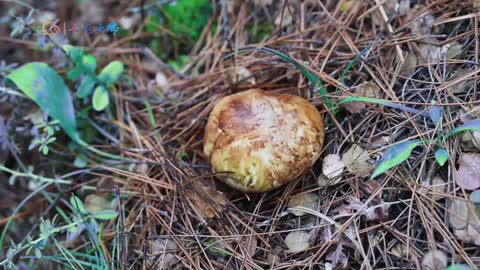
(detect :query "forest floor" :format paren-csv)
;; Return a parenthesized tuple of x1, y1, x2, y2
(0, 0, 480, 269)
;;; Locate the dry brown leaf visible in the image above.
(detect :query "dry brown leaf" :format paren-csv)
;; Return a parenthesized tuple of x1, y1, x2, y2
(150, 237, 179, 269)
(448, 198, 480, 229)
(287, 192, 319, 216)
(420, 176, 446, 201)
(456, 153, 480, 190)
(421, 250, 447, 270)
(341, 144, 370, 175)
(455, 224, 480, 246)
(342, 82, 381, 114)
(285, 231, 310, 253)
(322, 154, 345, 179)
(186, 179, 227, 219)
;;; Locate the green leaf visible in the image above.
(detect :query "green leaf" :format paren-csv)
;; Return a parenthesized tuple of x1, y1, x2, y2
(63, 45, 83, 62)
(444, 118, 480, 141)
(93, 210, 118, 220)
(70, 195, 86, 214)
(67, 65, 84, 81)
(92, 86, 109, 111)
(434, 148, 448, 166)
(338, 96, 423, 115)
(81, 55, 97, 73)
(371, 140, 423, 178)
(41, 146, 49, 155)
(98, 61, 124, 85)
(428, 103, 442, 125)
(34, 248, 42, 259)
(5, 62, 79, 141)
(446, 264, 474, 270)
(77, 76, 96, 98)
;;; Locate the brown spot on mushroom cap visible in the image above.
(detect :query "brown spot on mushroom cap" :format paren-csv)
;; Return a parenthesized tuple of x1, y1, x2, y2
(204, 89, 325, 192)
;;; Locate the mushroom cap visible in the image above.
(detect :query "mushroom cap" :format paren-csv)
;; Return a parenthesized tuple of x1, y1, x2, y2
(204, 89, 325, 192)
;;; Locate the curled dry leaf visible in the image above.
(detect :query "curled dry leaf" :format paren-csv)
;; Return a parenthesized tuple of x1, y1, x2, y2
(323, 154, 345, 179)
(285, 231, 310, 253)
(421, 250, 447, 270)
(287, 192, 319, 216)
(342, 82, 381, 114)
(341, 144, 370, 175)
(456, 153, 480, 190)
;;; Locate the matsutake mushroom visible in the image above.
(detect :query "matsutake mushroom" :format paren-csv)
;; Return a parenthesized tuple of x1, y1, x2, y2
(203, 89, 324, 192)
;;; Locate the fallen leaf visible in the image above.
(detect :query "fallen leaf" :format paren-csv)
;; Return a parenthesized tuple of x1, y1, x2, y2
(421, 250, 447, 270)
(448, 199, 480, 229)
(418, 43, 442, 65)
(456, 153, 480, 190)
(285, 231, 310, 253)
(322, 154, 345, 179)
(342, 82, 381, 114)
(446, 43, 463, 59)
(341, 144, 370, 175)
(150, 236, 178, 269)
(186, 179, 227, 219)
(446, 69, 474, 94)
(287, 192, 319, 216)
(454, 224, 480, 246)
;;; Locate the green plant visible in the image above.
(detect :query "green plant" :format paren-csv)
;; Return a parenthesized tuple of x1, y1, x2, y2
(63, 45, 124, 111)
(28, 120, 59, 155)
(5, 58, 128, 161)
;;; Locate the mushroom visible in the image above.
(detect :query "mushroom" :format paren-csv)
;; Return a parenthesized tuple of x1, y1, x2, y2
(203, 89, 324, 192)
